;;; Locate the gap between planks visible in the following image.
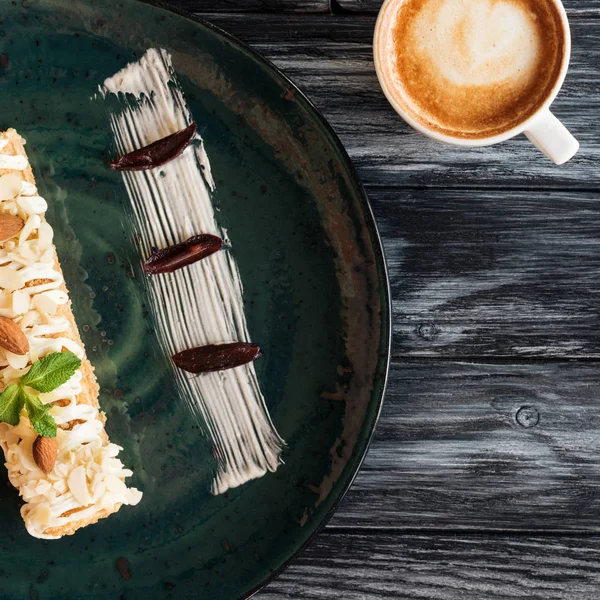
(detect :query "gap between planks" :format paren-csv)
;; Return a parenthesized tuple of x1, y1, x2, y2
(372, 187, 600, 360)
(331, 360, 600, 532)
(390, 356, 600, 364)
(333, 0, 600, 16)
(176, 0, 332, 14)
(198, 12, 600, 189)
(323, 526, 600, 536)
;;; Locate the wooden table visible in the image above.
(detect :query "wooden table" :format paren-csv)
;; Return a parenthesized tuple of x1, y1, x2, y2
(170, 1, 600, 597)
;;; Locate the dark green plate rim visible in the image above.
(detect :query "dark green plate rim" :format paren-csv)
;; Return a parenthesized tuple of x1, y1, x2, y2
(124, 1, 392, 596)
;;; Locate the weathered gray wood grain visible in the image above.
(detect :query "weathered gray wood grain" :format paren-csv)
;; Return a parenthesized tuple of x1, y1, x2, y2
(201, 13, 600, 188)
(257, 532, 600, 599)
(368, 188, 600, 358)
(331, 361, 600, 531)
(336, 0, 600, 16)
(174, 0, 330, 13)
(165, 4, 600, 598)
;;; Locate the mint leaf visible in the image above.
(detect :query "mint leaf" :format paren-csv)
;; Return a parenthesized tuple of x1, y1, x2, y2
(0, 385, 25, 426)
(0, 353, 75, 436)
(23, 390, 57, 438)
(21, 351, 82, 393)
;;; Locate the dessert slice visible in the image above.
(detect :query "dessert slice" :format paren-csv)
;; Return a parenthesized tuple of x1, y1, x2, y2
(0, 129, 141, 539)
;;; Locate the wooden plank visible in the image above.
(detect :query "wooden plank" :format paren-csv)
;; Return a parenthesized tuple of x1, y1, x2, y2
(172, 0, 330, 13)
(202, 14, 600, 189)
(329, 361, 600, 532)
(368, 188, 600, 359)
(336, 0, 600, 16)
(258, 532, 600, 599)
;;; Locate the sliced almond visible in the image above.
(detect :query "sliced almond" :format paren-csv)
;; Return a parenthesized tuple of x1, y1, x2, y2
(104, 473, 128, 496)
(33, 293, 58, 316)
(33, 435, 57, 474)
(0, 174, 22, 201)
(0, 267, 25, 292)
(19, 215, 40, 247)
(12, 290, 30, 315)
(0, 315, 28, 355)
(68, 465, 92, 505)
(5, 350, 29, 369)
(37, 222, 53, 250)
(0, 213, 24, 244)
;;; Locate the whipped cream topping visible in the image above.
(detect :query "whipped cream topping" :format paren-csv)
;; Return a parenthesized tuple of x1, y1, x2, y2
(0, 134, 142, 539)
(100, 49, 285, 494)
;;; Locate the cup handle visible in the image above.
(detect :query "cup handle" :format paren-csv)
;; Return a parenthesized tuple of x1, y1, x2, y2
(524, 110, 579, 165)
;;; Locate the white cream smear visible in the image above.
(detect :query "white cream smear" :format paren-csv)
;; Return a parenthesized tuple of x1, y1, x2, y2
(408, 0, 540, 87)
(0, 136, 142, 539)
(100, 48, 285, 494)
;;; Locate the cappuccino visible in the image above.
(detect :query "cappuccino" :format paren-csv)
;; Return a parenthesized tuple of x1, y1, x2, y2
(376, 0, 566, 139)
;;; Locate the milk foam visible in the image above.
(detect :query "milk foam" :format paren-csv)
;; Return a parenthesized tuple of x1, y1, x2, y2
(411, 0, 540, 87)
(376, 0, 565, 138)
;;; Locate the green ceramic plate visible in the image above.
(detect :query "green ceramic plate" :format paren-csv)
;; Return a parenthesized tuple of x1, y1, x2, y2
(0, 1, 390, 597)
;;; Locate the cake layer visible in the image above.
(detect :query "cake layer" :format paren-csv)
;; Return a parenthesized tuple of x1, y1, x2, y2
(0, 129, 141, 539)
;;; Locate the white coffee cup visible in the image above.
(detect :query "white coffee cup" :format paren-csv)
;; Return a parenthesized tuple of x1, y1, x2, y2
(373, 0, 579, 165)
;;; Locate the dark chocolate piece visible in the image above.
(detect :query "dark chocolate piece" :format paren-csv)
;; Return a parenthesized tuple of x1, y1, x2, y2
(109, 122, 197, 171)
(143, 234, 223, 275)
(173, 343, 263, 374)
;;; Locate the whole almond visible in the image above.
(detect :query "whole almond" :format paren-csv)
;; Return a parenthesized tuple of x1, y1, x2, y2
(33, 435, 57, 474)
(0, 316, 28, 355)
(0, 214, 24, 244)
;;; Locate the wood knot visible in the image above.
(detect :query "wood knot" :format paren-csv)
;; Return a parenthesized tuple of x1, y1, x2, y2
(417, 323, 438, 340)
(516, 406, 540, 429)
